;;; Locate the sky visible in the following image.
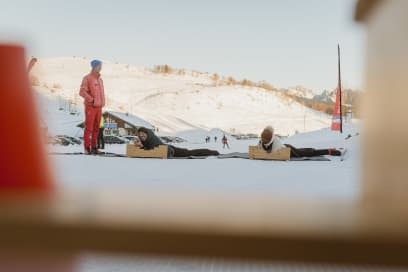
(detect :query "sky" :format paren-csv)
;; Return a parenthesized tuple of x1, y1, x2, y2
(0, 0, 365, 92)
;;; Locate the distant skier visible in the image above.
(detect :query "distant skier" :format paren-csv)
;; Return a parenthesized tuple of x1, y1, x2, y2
(135, 127, 219, 157)
(259, 126, 343, 157)
(97, 115, 105, 150)
(222, 134, 230, 149)
(214, 136, 217, 143)
(79, 60, 105, 154)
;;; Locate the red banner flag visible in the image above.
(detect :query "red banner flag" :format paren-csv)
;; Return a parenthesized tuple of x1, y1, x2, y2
(331, 45, 343, 133)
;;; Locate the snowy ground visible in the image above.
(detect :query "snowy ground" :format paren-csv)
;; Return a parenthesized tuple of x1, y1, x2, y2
(33, 57, 364, 271)
(45, 121, 362, 272)
(37, 61, 360, 269)
(49, 124, 360, 200)
(47, 123, 374, 271)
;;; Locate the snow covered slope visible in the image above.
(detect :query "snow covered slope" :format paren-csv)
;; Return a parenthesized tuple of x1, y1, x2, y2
(35, 91, 84, 137)
(31, 57, 331, 136)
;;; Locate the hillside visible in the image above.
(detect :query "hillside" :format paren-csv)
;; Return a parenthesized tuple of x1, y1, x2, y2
(31, 57, 332, 136)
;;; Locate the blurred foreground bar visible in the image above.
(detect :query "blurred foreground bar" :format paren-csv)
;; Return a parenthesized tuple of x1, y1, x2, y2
(1, 189, 408, 267)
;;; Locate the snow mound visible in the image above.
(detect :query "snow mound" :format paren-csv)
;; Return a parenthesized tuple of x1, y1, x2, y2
(32, 57, 332, 135)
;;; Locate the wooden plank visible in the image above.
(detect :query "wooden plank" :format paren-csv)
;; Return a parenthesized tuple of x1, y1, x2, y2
(248, 146, 291, 161)
(126, 145, 168, 159)
(2, 191, 408, 267)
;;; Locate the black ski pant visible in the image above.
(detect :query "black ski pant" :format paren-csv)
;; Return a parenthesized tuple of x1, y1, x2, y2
(170, 146, 220, 157)
(284, 144, 340, 157)
(97, 128, 105, 149)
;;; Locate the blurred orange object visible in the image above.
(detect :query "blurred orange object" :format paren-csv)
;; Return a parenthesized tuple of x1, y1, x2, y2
(0, 45, 53, 194)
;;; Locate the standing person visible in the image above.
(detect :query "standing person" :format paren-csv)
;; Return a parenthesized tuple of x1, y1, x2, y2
(222, 134, 230, 149)
(97, 115, 105, 150)
(214, 136, 217, 143)
(79, 60, 105, 154)
(259, 126, 343, 157)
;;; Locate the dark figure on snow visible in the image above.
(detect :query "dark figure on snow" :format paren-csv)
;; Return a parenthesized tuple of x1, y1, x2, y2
(79, 60, 105, 155)
(259, 126, 343, 157)
(97, 116, 105, 149)
(135, 127, 219, 158)
(222, 135, 230, 149)
(214, 136, 217, 143)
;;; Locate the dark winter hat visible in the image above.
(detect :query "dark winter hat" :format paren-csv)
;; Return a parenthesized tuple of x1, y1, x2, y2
(261, 129, 273, 143)
(91, 59, 102, 70)
(137, 127, 150, 134)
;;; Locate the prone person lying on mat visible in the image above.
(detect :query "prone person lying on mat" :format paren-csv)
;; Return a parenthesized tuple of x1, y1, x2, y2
(135, 127, 220, 158)
(259, 126, 343, 157)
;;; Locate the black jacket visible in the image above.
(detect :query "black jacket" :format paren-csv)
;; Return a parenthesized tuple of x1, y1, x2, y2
(140, 129, 164, 150)
(140, 129, 175, 157)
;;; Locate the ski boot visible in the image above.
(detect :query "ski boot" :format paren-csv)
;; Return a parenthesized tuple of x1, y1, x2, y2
(91, 147, 104, 155)
(328, 148, 342, 156)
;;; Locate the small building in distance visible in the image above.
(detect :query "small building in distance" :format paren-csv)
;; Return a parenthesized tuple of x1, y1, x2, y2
(77, 111, 154, 136)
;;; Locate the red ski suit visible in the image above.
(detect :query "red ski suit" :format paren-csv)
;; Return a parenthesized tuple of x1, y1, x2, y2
(79, 71, 105, 149)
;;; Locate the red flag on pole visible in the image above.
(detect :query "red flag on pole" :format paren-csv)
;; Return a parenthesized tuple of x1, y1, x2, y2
(331, 45, 343, 133)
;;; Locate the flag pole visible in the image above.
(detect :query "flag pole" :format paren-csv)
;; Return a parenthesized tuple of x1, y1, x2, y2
(338, 44, 343, 133)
